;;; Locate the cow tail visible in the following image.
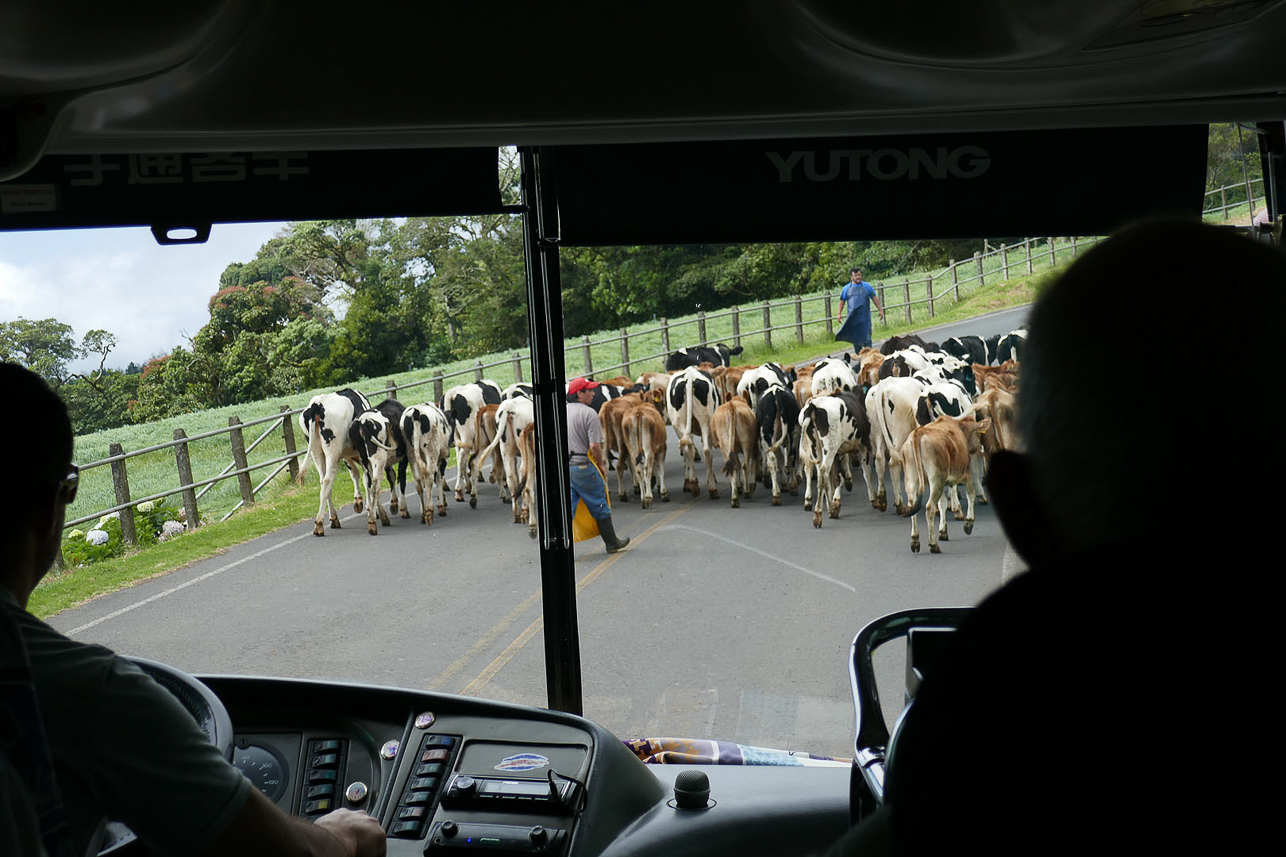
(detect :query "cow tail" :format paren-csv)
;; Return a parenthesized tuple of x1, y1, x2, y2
(900, 432, 925, 518)
(300, 413, 323, 486)
(629, 409, 645, 467)
(684, 372, 695, 447)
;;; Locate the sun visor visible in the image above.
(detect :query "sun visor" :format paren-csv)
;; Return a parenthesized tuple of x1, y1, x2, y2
(554, 127, 1209, 244)
(0, 147, 505, 232)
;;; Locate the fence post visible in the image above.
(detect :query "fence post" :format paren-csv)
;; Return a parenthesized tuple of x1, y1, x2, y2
(926, 276, 936, 318)
(228, 417, 255, 508)
(1001, 244, 1010, 281)
(1048, 237, 1056, 266)
(950, 260, 959, 301)
(902, 278, 913, 325)
(761, 301, 772, 349)
(384, 378, 398, 400)
(173, 428, 201, 528)
(732, 309, 741, 348)
(1221, 187, 1228, 220)
(581, 336, 593, 376)
(619, 328, 630, 375)
(433, 371, 444, 403)
(793, 295, 804, 344)
(974, 251, 984, 287)
(661, 318, 670, 354)
(474, 359, 484, 383)
(512, 352, 524, 383)
(697, 311, 707, 345)
(280, 406, 299, 483)
(825, 294, 834, 337)
(108, 442, 138, 546)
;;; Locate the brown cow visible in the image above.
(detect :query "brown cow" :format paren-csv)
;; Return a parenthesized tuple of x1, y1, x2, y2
(899, 414, 991, 554)
(622, 400, 669, 509)
(969, 387, 1019, 470)
(468, 403, 508, 505)
(710, 397, 759, 508)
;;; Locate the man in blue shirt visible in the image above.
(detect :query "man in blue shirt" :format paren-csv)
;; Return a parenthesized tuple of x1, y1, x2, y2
(835, 267, 885, 350)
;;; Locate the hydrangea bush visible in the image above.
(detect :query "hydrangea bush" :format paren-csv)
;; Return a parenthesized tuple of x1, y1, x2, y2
(61, 498, 185, 566)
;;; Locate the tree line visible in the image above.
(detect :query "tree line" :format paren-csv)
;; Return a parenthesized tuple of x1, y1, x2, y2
(3, 126, 1262, 435)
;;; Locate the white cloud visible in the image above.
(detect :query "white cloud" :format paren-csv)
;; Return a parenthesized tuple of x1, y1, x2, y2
(0, 222, 285, 370)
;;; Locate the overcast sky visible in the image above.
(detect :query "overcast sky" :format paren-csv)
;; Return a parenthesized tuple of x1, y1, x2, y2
(0, 221, 286, 372)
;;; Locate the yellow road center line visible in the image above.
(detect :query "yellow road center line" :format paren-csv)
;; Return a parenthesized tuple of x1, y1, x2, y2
(456, 502, 697, 697)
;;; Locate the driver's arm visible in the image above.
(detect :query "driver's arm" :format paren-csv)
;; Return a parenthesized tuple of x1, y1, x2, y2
(200, 788, 386, 857)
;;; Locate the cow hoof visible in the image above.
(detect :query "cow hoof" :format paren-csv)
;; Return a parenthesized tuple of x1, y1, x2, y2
(368, 525, 378, 536)
(642, 500, 652, 510)
(390, 498, 399, 513)
(939, 531, 949, 541)
(964, 521, 974, 535)
(930, 543, 942, 554)
(469, 497, 477, 509)
(528, 528, 537, 540)
(911, 539, 920, 553)
(352, 499, 364, 513)
(438, 505, 448, 517)
(313, 522, 325, 536)
(772, 496, 781, 506)
(812, 513, 823, 528)
(978, 496, 989, 506)
(709, 489, 720, 499)
(633, 486, 641, 498)
(829, 508, 840, 519)
(731, 497, 740, 508)
(330, 516, 341, 529)
(454, 491, 464, 502)
(952, 511, 965, 521)
(661, 491, 670, 502)
(400, 510, 410, 519)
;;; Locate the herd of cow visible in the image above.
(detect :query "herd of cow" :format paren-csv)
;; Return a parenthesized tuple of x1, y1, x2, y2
(297, 329, 1024, 554)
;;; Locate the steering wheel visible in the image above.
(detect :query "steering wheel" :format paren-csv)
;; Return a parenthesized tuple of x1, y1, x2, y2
(96, 656, 234, 856)
(847, 607, 971, 824)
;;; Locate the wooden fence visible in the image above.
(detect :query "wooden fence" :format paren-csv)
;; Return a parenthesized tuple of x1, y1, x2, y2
(66, 233, 1102, 542)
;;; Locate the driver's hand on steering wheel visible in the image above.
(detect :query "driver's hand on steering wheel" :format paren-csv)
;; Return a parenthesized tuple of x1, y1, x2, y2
(314, 809, 387, 857)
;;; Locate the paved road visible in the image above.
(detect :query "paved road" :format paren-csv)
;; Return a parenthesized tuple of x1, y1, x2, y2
(50, 307, 1031, 760)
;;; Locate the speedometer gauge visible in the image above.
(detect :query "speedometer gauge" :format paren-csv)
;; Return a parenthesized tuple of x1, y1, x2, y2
(232, 743, 288, 802)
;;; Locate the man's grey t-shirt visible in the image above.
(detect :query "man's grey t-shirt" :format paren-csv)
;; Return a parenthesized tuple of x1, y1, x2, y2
(566, 400, 602, 460)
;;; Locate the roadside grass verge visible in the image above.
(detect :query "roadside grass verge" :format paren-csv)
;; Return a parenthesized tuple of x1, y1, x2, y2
(34, 479, 356, 620)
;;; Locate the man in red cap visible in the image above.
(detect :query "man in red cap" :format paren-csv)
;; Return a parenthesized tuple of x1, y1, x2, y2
(566, 377, 630, 553)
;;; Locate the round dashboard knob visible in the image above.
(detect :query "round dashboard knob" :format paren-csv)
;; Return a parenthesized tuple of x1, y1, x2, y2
(530, 825, 548, 845)
(454, 775, 476, 796)
(441, 820, 458, 838)
(673, 769, 711, 809)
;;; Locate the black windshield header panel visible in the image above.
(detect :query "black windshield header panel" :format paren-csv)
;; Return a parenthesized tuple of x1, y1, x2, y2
(554, 126, 1209, 245)
(0, 147, 505, 231)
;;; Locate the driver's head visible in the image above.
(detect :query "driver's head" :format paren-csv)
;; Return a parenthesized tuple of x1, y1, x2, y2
(1, 364, 74, 589)
(990, 220, 1286, 563)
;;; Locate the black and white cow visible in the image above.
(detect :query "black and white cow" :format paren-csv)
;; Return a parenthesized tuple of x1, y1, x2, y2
(401, 403, 453, 525)
(799, 391, 876, 528)
(736, 362, 794, 410)
(347, 407, 399, 535)
(664, 342, 745, 372)
(373, 398, 409, 519)
(755, 386, 801, 506)
(993, 327, 1028, 363)
(667, 365, 722, 497)
(440, 380, 503, 507)
(941, 335, 991, 367)
(299, 387, 372, 536)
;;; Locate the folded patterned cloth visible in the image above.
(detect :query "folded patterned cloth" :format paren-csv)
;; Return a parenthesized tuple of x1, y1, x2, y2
(624, 737, 850, 767)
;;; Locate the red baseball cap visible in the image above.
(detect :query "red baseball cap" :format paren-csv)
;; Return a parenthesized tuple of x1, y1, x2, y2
(568, 377, 600, 395)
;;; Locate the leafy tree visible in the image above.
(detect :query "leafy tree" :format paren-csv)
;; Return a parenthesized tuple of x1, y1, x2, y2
(1207, 123, 1264, 207)
(0, 317, 81, 387)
